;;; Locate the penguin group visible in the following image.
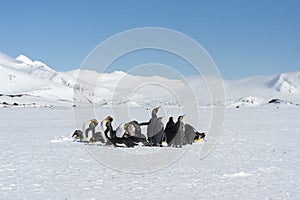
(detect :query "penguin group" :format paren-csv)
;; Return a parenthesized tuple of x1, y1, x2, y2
(72, 106, 206, 148)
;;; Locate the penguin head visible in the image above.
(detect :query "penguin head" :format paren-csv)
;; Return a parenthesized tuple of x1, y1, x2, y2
(72, 130, 83, 139)
(116, 123, 134, 138)
(178, 115, 185, 122)
(88, 119, 99, 127)
(152, 106, 160, 114)
(194, 132, 206, 142)
(124, 123, 134, 135)
(72, 130, 83, 141)
(104, 116, 113, 123)
(168, 117, 174, 122)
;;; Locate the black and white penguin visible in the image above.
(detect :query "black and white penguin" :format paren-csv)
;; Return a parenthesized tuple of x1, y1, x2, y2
(164, 117, 175, 145)
(104, 117, 149, 147)
(168, 115, 185, 147)
(140, 106, 165, 146)
(82, 119, 99, 142)
(183, 124, 206, 144)
(124, 121, 149, 146)
(101, 116, 114, 138)
(124, 120, 146, 139)
(71, 130, 83, 141)
(145, 106, 160, 136)
(164, 116, 206, 146)
(149, 117, 165, 146)
(114, 121, 145, 138)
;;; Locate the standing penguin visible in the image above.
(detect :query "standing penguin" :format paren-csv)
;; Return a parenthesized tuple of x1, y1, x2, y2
(140, 106, 165, 146)
(100, 116, 113, 133)
(150, 117, 165, 146)
(82, 119, 98, 142)
(164, 117, 175, 144)
(104, 117, 149, 147)
(169, 115, 185, 148)
(104, 116, 116, 139)
(84, 116, 114, 144)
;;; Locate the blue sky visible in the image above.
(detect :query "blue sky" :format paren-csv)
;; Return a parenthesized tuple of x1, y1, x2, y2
(0, 0, 299, 79)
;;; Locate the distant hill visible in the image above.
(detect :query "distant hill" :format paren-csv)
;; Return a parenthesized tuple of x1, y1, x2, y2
(0, 52, 299, 107)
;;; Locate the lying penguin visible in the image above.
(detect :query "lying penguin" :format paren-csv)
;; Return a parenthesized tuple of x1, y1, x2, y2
(104, 116, 149, 147)
(183, 124, 206, 144)
(72, 130, 83, 141)
(164, 115, 206, 147)
(123, 120, 146, 139)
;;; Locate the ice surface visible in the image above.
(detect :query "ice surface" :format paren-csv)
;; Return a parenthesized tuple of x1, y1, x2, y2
(0, 106, 299, 199)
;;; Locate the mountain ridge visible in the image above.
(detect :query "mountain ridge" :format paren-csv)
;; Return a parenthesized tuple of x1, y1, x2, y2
(0, 52, 299, 107)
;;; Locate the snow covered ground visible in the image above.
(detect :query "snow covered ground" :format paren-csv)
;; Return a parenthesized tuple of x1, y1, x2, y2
(0, 106, 299, 199)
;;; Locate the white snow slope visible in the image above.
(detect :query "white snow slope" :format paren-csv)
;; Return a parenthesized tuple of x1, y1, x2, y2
(0, 52, 299, 107)
(0, 106, 299, 199)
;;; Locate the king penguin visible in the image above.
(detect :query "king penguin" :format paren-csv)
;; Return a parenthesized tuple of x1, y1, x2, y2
(100, 116, 113, 134)
(125, 120, 146, 139)
(169, 115, 185, 147)
(150, 117, 165, 146)
(71, 130, 83, 141)
(141, 106, 165, 146)
(183, 124, 206, 145)
(164, 116, 175, 145)
(104, 117, 149, 147)
(82, 119, 98, 142)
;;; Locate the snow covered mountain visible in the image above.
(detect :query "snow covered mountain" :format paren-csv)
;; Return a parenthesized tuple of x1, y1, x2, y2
(0, 53, 185, 107)
(222, 71, 300, 107)
(0, 52, 299, 107)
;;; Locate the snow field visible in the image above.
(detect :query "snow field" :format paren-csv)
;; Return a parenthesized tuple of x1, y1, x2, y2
(0, 107, 299, 199)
